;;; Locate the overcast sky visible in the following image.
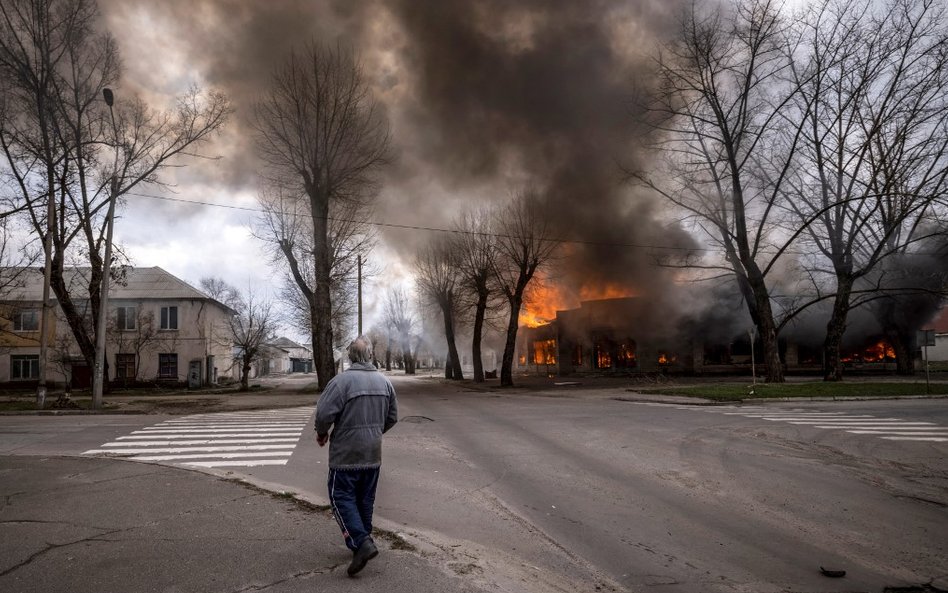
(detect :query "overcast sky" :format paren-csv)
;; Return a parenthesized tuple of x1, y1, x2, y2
(95, 0, 698, 339)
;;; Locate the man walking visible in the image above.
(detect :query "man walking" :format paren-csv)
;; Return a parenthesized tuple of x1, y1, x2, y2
(315, 336, 398, 576)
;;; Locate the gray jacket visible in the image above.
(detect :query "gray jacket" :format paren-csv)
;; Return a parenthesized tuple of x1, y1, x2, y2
(314, 362, 398, 469)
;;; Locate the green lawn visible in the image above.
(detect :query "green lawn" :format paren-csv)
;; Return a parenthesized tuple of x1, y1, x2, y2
(633, 381, 948, 401)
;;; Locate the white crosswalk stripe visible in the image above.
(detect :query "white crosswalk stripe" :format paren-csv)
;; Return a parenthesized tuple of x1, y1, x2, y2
(628, 402, 947, 443)
(83, 406, 314, 467)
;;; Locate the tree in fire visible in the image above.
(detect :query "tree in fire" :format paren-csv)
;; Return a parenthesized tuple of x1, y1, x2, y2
(492, 191, 558, 387)
(781, 0, 948, 381)
(640, 0, 948, 381)
(252, 43, 390, 391)
(640, 0, 800, 382)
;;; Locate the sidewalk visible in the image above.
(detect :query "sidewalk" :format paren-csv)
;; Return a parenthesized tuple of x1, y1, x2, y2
(0, 455, 489, 593)
(5, 369, 947, 415)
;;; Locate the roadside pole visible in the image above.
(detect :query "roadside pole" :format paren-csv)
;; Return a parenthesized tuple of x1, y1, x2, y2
(919, 329, 934, 396)
(749, 328, 757, 388)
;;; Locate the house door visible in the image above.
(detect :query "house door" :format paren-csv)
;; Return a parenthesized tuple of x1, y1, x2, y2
(188, 360, 202, 389)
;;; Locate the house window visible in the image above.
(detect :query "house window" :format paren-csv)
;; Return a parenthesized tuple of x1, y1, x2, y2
(116, 353, 136, 380)
(158, 353, 177, 379)
(13, 310, 39, 331)
(11, 355, 39, 380)
(532, 339, 557, 365)
(116, 306, 136, 330)
(160, 306, 178, 330)
(571, 345, 584, 366)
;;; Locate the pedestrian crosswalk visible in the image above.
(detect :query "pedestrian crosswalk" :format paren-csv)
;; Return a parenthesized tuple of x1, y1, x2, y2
(631, 402, 948, 443)
(83, 406, 314, 467)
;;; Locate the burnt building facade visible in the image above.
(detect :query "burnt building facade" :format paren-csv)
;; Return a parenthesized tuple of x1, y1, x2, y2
(515, 296, 925, 376)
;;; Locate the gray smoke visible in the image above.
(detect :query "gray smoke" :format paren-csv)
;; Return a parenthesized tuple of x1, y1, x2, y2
(99, 0, 694, 310)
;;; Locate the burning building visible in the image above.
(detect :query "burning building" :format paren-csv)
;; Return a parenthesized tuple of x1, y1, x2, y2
(515, 295, 932, 377)
(517, 297, 698, 375)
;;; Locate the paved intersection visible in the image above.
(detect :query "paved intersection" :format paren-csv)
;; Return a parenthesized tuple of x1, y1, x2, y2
(82, 406, 315, 467)
(634, 402, 948, 442)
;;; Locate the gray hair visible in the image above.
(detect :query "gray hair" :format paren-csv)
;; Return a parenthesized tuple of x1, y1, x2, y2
(347, 335, 373, 364)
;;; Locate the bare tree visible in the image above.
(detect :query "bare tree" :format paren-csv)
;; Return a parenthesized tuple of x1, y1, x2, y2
(415, 236, 463, 380)
(383, 287, 416, 375)
(783, 0, 948, 380)
(230, 289, 278, 391)
(252, 43, 389, 390)
(364, 326, 388, 368)
(200, 276, 244, 310)
(0, 0, 229, 395)
(637, 0, 806, 383)
(452, 207, 498, 382)
(492, 192, 558, 387)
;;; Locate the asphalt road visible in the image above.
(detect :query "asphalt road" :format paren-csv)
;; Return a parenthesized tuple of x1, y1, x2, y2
(2, 376, 946, 593)
(372, 379, 948, 593)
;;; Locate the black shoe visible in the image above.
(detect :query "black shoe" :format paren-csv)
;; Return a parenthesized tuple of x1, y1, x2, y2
(347, 538, 379, 576)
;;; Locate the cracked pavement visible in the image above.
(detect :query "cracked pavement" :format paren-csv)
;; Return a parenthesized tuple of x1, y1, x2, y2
(0, 456, 489, 593)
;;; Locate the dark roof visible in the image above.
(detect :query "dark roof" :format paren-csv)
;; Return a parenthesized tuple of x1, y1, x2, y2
(1, 266, 236, 313)
(269, 336, 310, 351)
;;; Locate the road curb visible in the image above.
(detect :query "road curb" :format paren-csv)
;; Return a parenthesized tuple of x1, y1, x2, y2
(618, 393, 948, 405)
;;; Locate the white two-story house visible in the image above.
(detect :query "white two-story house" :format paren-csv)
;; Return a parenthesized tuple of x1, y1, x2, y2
(0, 267, 236, 388)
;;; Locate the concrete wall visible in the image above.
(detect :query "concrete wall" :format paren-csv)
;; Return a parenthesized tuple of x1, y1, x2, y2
(0, 298, 233, 386)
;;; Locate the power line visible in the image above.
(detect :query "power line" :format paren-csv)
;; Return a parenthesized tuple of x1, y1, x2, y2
(125, 191, 712, 252)
(125, 190, 948, 257)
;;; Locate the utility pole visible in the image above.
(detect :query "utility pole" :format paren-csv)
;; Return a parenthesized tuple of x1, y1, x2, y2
(92, 88, 119, 410)
(36, 185, 55, 409)
(357, 255, 363, 336)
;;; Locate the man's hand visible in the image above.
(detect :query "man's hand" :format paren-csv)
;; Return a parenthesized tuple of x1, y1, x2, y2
(317, 433, 329, 447)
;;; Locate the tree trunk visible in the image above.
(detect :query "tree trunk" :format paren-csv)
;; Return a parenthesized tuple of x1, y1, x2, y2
(240, 357, 251, 391)
(442, 297, 463, 380)
(888, 329, 915, 375)
(311, 201, 336, 390)
(500, 294, 523, 387)
(759, 316, 782, 384)
(471, 292, 487, 382)
(400, 334, 415, 374)
(742, 271, 784, 383)
(823, 274, 854, 382)
(50, 263, 99, 384)
(385, 346, 391, 371)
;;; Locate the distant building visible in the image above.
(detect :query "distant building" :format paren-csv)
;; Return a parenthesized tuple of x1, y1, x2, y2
(267, 338, 313, 373)
(233, 337, 313, 381)
(0, 267, 236, 388)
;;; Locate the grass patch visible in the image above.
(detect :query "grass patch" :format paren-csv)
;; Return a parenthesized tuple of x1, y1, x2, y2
(633, 381, 948, 401)
(0, 396, 120, 412)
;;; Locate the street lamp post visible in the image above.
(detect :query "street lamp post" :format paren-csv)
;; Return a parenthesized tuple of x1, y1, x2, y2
(92, 88, 119, 410)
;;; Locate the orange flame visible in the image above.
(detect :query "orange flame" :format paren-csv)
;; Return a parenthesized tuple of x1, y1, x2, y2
(842, 339, 897, 363)
(532, 339, 557, 365)
(864, 340, 896, 361)
(519, 280, 639, 328)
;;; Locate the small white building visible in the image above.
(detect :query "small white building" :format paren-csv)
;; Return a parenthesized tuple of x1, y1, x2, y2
(0, 267, 236, 387)
(925, 307, 948, 364)
(267, 337, 313, 373)
(232, 337, 313, 381)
